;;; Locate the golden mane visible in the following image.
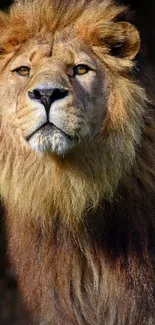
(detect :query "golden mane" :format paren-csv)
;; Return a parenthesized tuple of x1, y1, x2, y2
(0, 0, 126, 44)
(0, 0, 155, 324)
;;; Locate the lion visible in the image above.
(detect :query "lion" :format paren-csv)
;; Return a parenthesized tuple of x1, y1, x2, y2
(0, 0, 155, 324)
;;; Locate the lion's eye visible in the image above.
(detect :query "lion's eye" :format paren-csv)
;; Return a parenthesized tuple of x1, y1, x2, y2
(73, 64, 90, 76)
(14, 66, 30, 76)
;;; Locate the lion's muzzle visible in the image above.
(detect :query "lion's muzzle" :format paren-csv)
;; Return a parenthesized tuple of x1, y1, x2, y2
(26, 85, 78, 156)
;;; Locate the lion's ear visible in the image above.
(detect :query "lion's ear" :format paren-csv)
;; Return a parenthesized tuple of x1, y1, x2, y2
(109, 22, 140, 60)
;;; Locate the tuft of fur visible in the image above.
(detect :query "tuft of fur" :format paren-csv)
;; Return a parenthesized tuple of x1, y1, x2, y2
(0, 0, 155, 324)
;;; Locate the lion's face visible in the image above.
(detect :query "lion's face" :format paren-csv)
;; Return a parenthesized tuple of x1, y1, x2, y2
(0, 36, 109, 156)
(0, 0, 143, 161)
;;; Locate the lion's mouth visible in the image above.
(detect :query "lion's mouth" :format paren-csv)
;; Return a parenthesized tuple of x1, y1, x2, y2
(26, 122, 74, 142)
(26, 122, 78, 155)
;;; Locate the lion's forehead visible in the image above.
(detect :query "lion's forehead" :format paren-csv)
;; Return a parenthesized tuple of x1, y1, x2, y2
(8, 37, 97, 72)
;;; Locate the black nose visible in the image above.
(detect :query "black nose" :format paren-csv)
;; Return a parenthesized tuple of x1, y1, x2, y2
(28, 88, 68, 113)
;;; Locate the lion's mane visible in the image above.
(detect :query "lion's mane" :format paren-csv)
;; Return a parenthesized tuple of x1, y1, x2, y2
(0, 0, 155, 324)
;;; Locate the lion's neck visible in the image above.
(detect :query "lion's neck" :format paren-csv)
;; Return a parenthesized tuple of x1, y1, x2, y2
(0, 122, 132, 229)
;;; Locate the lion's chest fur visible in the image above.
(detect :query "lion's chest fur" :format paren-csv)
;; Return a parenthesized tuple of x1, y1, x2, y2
(7, 198, 155, 325)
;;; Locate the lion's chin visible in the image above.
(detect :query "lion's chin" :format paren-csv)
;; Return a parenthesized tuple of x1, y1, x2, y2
(27, 124, 77, 156)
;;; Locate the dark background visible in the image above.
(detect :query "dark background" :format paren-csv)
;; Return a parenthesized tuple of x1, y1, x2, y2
(0, 0, 155, 324)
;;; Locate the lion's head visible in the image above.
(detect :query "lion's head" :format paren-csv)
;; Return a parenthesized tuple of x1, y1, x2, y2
(0, 0, 148, 225)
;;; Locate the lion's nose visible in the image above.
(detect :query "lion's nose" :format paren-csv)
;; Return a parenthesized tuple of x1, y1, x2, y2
(28, 88, 68, 113)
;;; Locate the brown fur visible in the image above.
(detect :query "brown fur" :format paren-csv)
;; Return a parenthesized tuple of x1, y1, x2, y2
(0, 0, 155, 324)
